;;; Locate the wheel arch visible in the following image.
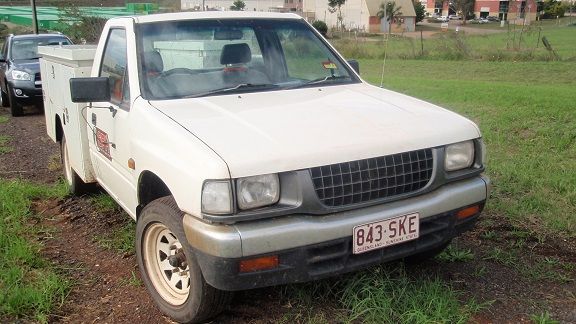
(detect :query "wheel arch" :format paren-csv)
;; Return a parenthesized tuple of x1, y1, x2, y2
(55, 114, 63, 142)
(137, 170, 173, 219)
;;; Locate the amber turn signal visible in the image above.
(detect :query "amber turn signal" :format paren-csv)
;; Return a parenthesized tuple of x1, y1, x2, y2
(456, 205, 480, 220)
(239, 255, 279, 273)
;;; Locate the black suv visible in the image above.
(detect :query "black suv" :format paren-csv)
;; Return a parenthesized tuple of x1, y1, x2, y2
(0, 33, 72, 116)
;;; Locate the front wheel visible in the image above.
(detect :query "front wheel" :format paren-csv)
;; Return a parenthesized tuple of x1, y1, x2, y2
(8, 84, 23, 117)
(0, 86, 9, 108)
(136, 197, 232, 323)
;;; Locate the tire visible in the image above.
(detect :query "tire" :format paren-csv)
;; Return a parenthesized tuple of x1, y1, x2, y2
(0, 86, 9, 108)
(7, 85, 24, 117)
(403, 240, 451, 264)
(8, 84, 23, 117)
(136, 196, 232, 323)
(61, 134, 96, 195)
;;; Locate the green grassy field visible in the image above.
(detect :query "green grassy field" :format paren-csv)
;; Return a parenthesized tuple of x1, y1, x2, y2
(333, 21, 576, 61)
(354, 59, 576, 235)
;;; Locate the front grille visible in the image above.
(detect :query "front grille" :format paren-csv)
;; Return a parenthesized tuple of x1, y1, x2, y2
(310, 149, 434, 207)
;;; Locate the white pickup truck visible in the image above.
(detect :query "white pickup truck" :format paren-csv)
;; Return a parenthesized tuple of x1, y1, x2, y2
(40, 11, 489, 323)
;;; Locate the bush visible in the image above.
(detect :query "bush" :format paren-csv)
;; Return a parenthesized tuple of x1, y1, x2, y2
(312, 20, 328, 37)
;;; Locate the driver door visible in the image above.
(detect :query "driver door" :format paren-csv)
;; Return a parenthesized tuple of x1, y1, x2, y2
(87, 26, 136, 212)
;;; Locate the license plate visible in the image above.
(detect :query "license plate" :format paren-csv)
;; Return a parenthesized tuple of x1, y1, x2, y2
(353, 213, 420, 254)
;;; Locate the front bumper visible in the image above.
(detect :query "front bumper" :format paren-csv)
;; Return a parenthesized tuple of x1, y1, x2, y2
(9, 80, 43, 103)
(183, 175, 489, 290)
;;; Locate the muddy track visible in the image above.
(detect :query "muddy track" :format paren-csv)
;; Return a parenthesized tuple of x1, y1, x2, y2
(1, 107, 575, 323)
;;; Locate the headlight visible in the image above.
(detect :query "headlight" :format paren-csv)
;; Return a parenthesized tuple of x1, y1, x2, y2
(11, 70, 31, 81)
(201, 180, 232, 214)
(445, 140, 475, 171)
(237, 174, 280, 210)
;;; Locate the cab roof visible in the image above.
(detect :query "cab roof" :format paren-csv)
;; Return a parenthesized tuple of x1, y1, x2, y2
(130, 11, 303, 24)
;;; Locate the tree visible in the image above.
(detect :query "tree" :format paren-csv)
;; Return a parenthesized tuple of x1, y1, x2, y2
(312, 20, 329, 37)
(328, 0, 346, 31)
(230, 0, 246, 11)
(451, 0, 475, 24)
(56, 2, 107, 43)
(435, 0, 475, 24)
(542, 0, 567, 18)
(377, 1, 403, 35)
(413, 1, 426, 23)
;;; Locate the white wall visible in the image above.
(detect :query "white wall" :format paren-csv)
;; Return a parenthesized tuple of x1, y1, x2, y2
(303, 0, 370, 31)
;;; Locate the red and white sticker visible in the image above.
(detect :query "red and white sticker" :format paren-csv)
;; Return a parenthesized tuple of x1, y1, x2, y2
(95, 128, 112, 160)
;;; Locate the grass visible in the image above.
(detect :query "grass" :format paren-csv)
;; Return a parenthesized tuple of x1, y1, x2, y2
(90, 194, 121, 213)
(90, 193, 135, 254)
(280, 264, 486, 323)
(436, 244, 475, 262)
(119, 271, 143, 287)
(350, 58, 576, 236)
(332, 21, 576, 61)
(0, 135, 11, 154)
(94, 220, 135, 254)
(0, 179, 69, 322)
(483, 247, 519, 267)
(531, 311, 560, 324)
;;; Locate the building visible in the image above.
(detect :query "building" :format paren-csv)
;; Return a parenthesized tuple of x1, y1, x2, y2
(303, 0, 416, 32)
(181, 0, 285, 12)
(180, 0, 417, 32)
(425, 0, 539, 24)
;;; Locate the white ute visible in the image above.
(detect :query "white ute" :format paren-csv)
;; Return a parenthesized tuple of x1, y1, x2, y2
(40, 11, 490, 323)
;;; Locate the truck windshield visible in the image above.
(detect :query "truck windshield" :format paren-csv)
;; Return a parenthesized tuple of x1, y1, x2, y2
(136, 19, 358, 99)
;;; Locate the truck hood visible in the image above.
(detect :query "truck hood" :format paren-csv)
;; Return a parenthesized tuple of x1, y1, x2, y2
(149, 84, 480, 178)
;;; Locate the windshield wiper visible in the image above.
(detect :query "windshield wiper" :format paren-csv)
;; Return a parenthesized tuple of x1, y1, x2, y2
(186, 83, 278, 98)
(287, 75, 351, 90)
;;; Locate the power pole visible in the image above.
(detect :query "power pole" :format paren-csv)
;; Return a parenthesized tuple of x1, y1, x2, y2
(30, 0, 38, 34)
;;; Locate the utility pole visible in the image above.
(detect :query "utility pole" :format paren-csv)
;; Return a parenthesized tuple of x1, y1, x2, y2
(30, 0, 38, 34)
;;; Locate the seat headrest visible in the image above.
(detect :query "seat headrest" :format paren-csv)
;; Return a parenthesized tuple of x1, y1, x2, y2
(143, 51, 163, 74)
(220, 43, 251, 65)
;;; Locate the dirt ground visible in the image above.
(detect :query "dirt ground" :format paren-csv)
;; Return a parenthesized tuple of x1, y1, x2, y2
(1, 107, 575, 323)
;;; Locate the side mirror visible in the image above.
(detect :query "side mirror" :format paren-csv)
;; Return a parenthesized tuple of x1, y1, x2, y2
(70, 77, 110, 103)
(347, 60, 359, 74)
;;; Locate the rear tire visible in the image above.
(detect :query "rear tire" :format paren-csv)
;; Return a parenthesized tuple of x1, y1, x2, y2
(61, 134, 96, 195)
(8, 84, 23, 117)
(136, 196, 232, 323)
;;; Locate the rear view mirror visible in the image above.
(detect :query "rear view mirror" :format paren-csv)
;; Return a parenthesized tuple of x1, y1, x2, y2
(347, 60, 359, 74)
(214, 29, 243, 40)
(70, 77, 110, 103)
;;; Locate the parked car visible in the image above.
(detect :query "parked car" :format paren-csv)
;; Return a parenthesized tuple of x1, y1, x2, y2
(486, 16, 500, 21)
(478, 18, 490, 24)
(437, 16, 449, 22)
(449, 14, 462, 20)
(0, 33, 72, 116)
